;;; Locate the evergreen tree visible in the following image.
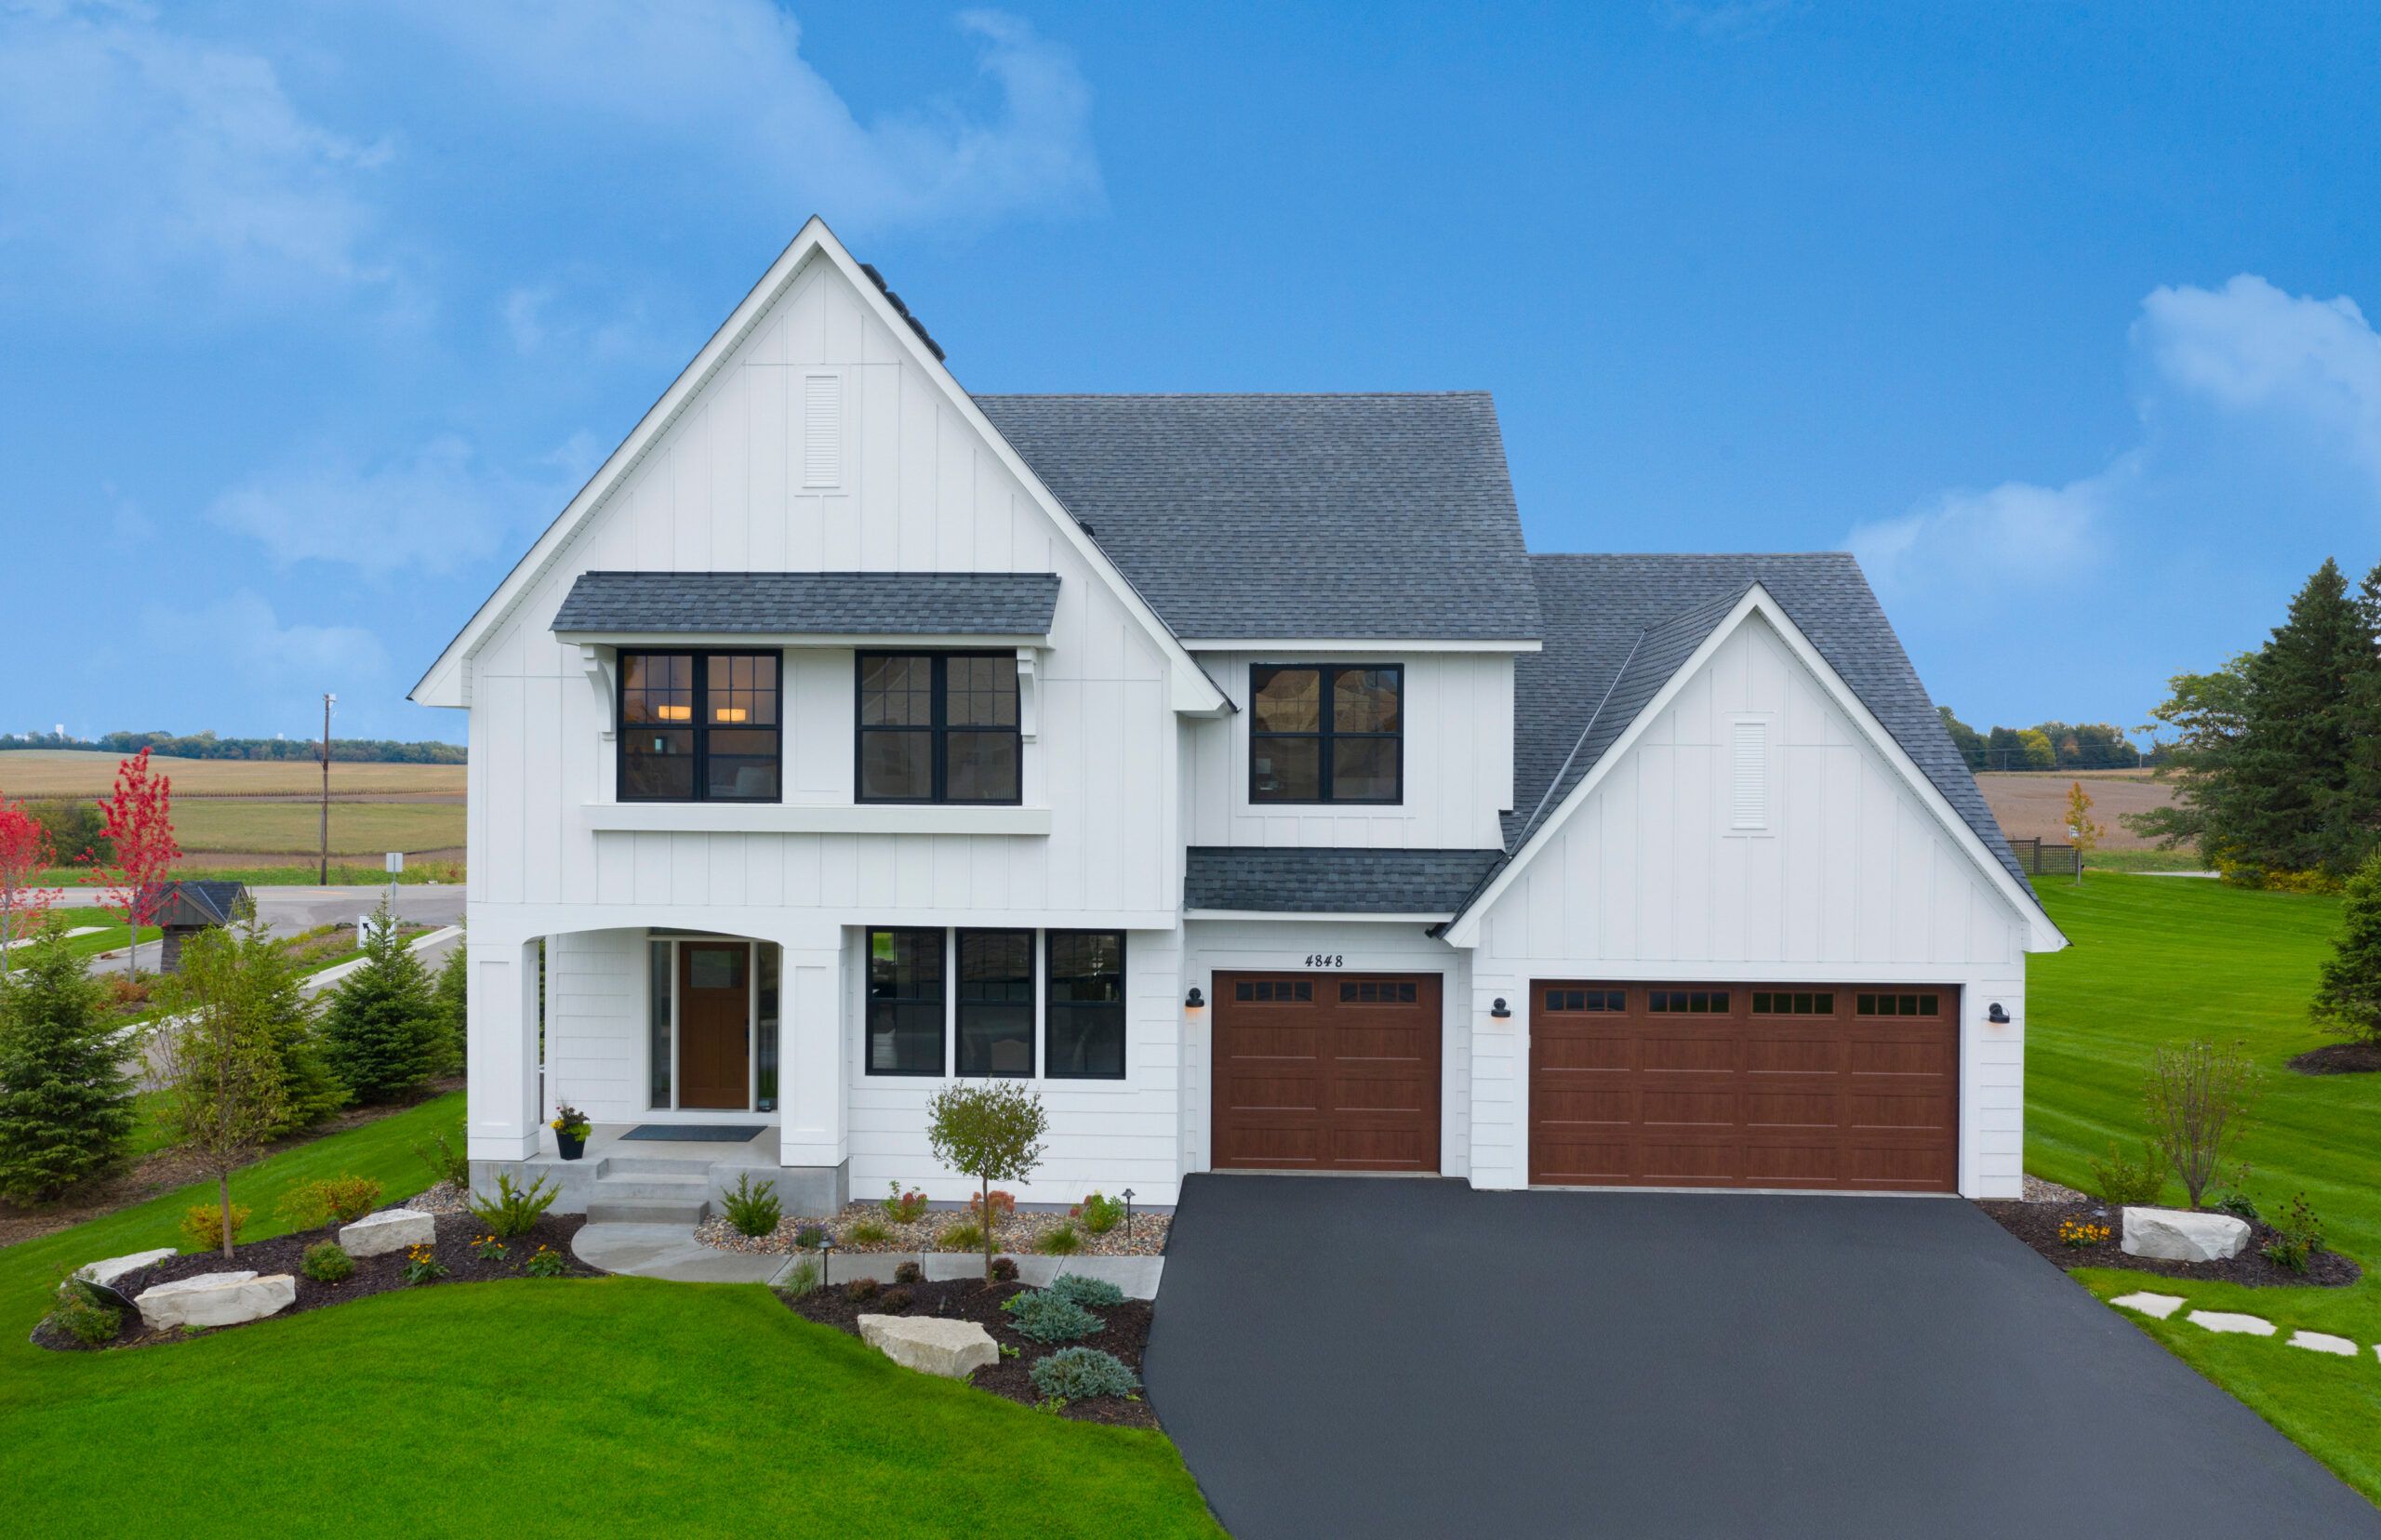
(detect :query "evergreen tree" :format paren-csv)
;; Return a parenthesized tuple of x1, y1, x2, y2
(0, 914, 138, 1202)
(320, 902, 440, 1103)
(219, 905, 346, 1135)
(1936, 707, 1986, 768)
(2231, 559, 2374, 874)
(430, 942, 468, 1077)
(153, 920, 289, 1257)
(2311, 847, 2381, 1046)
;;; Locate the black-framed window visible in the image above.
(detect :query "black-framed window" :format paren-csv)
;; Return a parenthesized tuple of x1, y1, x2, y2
(1046, 931, 1125, 1080)
(856, 652, 1021, 804)
(1249, 664, 1402, 803)
(957, 930, 1035, 1078)
(865, 928, 945, 1075)
(619, 651, 781, 802)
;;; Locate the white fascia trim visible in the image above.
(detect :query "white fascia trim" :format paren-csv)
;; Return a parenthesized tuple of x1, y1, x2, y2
(556, 631, 1050, 650)
(1442, 584, 2066, 952)
(411, 216, 1227, 717)
(1182, 909, 1455, 923)
(580, 803, 1053, 837)
(1185, 639, 1544, 655)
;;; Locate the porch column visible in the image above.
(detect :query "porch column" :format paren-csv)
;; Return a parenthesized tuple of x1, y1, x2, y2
(467, 936, 543, 1162)
(779, 943, 846, 1171)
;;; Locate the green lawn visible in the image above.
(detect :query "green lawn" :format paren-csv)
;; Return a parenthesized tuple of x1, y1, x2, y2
(2027, 873, 2381, 1502)
(2081, 847, 2215, 873)
(35, 906, 158, 962)
(0, 1094, 1217, 1536)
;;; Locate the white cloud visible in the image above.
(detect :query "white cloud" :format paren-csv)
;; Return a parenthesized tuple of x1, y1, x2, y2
(0, 0, 391, 300)
(142, 591, 387, 698)
(406, 2, 1101, 230)
(208, 434, 556, 577)
(1850, 274, 2381, 600)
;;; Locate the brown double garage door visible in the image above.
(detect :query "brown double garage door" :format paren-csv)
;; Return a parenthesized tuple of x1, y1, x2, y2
(1212, 973, 1442, 1172)
(1529, 982, 1961, 1192)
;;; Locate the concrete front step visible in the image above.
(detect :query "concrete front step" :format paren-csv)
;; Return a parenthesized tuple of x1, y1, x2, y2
(596, 1154, 724, 1178)
(586, 1199, 711, 1225)
(588, 1175, 713, 1201)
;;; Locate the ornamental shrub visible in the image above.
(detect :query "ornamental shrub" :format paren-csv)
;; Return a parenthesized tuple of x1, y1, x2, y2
(180, 1201, 251, 1252)
(1079, 1192, 1124, 1235)
(1035, 1223, 1083, 1255)
(722, 1174, 781, 1238)
(894, 1260, 923, 1285)
(1029, 1347, 1139, 1403)
(926, 1081, 1048, 1282)
(301, 1242, 354, 1283)
(845, 1218, 891, 1244)
(2086, 1139, 2166, 1207)
(319, 901, 441, 1103)
(277, 1174, 385, 1229)
(792, 1223, 828, 1251)
(47, 1285, 122, 1347)
(934, 1220, 984, 1252)
(2261, 1191, 2324, 1273)
(1045, 1272, 1125, 1308)
(778, 1258, 821, 1296)
(882, 1182, 928, 1224)
(0, 916, 137, 1202)
(429, 941, 469, 1075)
(844, 1276, 880, 1303)
(990, 1256, 1018, 1282)
(468, 1172, 556, 1238)
(1001, 1288, 1100, 1343)
(879, 1286, 913, 1312)
(519, 1244, 568, 1278)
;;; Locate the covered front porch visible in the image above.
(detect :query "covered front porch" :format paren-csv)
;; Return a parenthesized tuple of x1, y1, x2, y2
(464, 914, 853, 1216)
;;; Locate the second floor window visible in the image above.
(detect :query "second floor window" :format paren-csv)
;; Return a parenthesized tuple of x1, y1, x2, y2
(1249, 663, 1403, 803)
(857, 652, 1021, 803)
(620, 651, 781, 802)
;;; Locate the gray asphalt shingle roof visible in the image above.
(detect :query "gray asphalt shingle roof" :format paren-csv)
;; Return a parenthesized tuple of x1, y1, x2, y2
(1470, 553, 2026, 922)
(1186, 846, 1506, 915)
(974, 393, 1540, 643)
(551, 571, 1061, 636)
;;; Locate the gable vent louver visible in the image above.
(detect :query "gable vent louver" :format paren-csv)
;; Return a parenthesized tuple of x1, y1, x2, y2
(1731, 720, 1767, 831)
(803, 373, 842, 488)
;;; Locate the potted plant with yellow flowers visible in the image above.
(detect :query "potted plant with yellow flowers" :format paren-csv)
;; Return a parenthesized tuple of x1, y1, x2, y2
(551, 1100, 592, 1161)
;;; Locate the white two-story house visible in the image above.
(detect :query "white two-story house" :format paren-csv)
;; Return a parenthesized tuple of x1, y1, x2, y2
(414, 219, 2064, 1220)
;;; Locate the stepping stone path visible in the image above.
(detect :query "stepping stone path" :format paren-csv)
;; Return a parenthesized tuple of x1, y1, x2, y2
(2287, 1331, 2358, 1358)
(2109, 1292, 2186, 1320)
(2186, 1309, 2276, 1336)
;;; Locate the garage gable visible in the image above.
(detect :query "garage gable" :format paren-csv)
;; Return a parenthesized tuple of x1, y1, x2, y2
(1448, 586, 2061, 962)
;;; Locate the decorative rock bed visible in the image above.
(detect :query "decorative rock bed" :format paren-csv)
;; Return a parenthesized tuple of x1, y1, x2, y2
(702, 1201, 1169, 1258)
(1977, 1196, 2360, 1287)
(136, 1270, 297, 1331)
(340, 1208, 436, 1257)
(2122, 1206, 2249, 1263)
(858, 1313, 999, 1378)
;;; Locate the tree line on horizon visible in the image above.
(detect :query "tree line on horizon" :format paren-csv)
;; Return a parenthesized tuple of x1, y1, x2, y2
(0, 730, 465, 764)
(1935, 710, 2148, 772)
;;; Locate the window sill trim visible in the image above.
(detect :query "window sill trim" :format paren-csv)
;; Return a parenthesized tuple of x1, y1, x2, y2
(580, 803, 1054, 836)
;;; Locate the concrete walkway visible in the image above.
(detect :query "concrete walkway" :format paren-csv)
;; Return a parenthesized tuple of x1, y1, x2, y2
(570, 1223, 792, 1283)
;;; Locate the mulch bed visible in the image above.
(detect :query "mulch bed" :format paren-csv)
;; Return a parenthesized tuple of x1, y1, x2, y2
(33, 1210, 601, 1353)
(786, 1274, 1158, 1428)
(2289, 1042, 2381, 1075)
(1978, 1200, 2361, 1288)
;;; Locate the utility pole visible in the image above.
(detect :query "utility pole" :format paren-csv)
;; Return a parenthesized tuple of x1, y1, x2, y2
(319, 693, 336, 884)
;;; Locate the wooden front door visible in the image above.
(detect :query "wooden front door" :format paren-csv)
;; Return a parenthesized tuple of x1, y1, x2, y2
(1211, 973, 1442, 1172)
(677, 942, 751, 1109)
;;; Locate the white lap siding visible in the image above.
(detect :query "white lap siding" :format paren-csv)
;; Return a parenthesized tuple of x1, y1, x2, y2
(543, 929, 646, 1126)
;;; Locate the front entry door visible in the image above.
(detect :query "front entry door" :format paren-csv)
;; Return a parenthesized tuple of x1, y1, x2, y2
(677, 943, 751, 1109)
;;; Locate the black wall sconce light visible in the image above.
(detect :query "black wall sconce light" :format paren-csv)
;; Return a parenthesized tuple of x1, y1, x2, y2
(1988, 1002, 2011, 1024)
(1490, 997, 1511, 1019)
(1184, 987, 1205, 1017)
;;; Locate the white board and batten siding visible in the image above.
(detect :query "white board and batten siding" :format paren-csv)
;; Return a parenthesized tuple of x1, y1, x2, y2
(1465, 615, 2030, 1199)
(463, 251, 1180, 933)
(1183, 652, 1516, 850)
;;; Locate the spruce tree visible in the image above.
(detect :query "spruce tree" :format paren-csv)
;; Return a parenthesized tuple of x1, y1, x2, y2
(0, 914, 138, 1202)
(2311, 847, 2381, 1046)
(320, 903, 440, 1104)
(430, 942, 469, 1077)
(222, 906, 347, 1135)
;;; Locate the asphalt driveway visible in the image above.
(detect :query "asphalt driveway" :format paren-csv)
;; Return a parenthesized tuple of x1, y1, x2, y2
(1143, 1176, 2379, 1539)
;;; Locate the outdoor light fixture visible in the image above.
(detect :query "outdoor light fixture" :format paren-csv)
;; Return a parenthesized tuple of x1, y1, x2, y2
(1184, 987, 1204, 1016)
(1490, 997, 1511, 1019)
(1122, 1188, 1136, 1241)
(1988, 1002, 2011, 1025)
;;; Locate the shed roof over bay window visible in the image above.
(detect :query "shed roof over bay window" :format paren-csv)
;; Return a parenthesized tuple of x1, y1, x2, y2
(552, 571, 1063, 642)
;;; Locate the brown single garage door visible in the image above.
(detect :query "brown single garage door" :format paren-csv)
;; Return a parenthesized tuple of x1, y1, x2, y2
(1212, 973, 1441, 1172)
(1529, 983, 1958, 1191)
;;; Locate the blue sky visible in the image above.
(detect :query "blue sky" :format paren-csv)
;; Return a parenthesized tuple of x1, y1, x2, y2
(7, 1, 2381, 746)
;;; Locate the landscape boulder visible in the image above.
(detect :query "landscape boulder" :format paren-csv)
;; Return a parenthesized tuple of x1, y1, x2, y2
(2122, 1206, 2249, 1263)
(134, 1270, 297, 1331)
(857, 1313, 998, 1379)
(72, 1248, 177, 1312)
(340, 1209, 436, 1258)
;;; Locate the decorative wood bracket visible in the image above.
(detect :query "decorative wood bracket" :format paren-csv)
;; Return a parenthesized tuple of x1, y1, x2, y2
(1016, 647, 1040, 742)
(579, 644, 618, 740)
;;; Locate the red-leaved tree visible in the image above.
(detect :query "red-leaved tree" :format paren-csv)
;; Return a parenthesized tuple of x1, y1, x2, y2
(86, 748, 181, 978)
(0, 794, 56, 979)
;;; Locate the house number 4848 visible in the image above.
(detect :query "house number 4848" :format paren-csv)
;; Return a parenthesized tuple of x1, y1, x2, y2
(1304, 953, 1345, 968)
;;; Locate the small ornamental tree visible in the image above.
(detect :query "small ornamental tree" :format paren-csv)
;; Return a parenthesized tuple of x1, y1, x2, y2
(320, 900, 440, 1103)
(86, 748, 180, 978)
(430, 939, 469, 1076)
(925, 1081, 1048, 1282)
(0, 794, 57, 978)
(154, 916, 289, 1257)
(2144, 1040, 2261, 1209)
(2065, 780, 2103, 885)
(2311, 847, 2381, 1048)
(0, 914, 138, 1202)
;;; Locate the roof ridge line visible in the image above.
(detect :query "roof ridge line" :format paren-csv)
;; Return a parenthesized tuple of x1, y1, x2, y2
(1511, 621, 1647, 846)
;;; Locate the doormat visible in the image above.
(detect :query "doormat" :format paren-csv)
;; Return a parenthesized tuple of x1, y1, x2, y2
(619, 1124, 767, 1143)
